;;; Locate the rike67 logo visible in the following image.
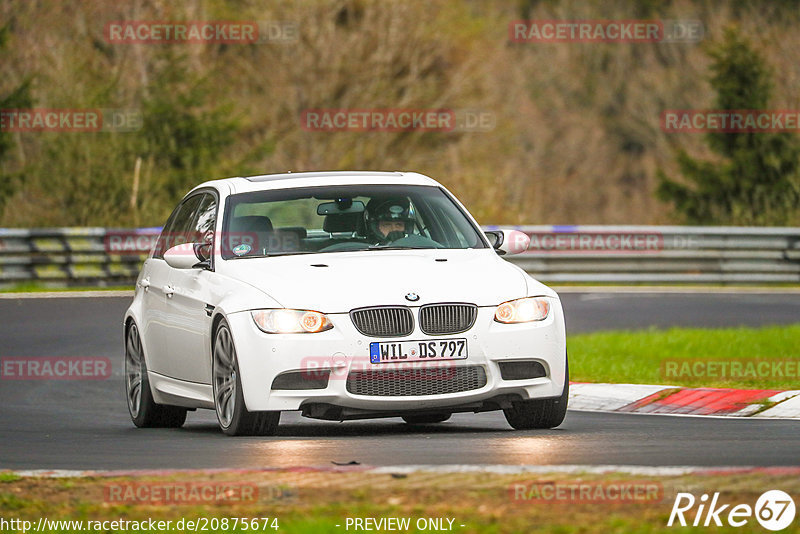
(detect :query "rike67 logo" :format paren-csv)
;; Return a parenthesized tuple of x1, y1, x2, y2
(668, 490, 796, 531)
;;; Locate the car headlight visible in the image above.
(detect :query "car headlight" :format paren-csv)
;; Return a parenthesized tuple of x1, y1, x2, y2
(494, 297, 550, 323)
(251, 309, 333, 333)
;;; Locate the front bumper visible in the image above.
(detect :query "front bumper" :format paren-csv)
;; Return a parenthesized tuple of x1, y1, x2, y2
(228, 298, 567, 415)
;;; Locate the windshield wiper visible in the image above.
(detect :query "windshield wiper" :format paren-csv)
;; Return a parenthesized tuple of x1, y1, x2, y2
(264, 251, 316, 257)
(232, 251, 315, 258)
(366, 245, 423, 250)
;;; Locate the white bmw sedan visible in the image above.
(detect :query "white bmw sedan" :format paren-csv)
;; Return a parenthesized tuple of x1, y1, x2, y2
(124, 171, 568, 435)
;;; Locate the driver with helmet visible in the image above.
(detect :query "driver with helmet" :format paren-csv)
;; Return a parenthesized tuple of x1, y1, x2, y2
(365, 197, 415, 244)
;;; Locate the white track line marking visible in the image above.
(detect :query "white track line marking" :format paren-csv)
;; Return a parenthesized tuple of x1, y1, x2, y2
(553, 286, 800, 294)
(568, 408, 800, 420)
(0, 291, 133, 299)
(10, 465, 800, 478)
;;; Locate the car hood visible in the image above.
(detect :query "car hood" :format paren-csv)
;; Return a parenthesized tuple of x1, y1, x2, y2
(221, 249, 555, 312)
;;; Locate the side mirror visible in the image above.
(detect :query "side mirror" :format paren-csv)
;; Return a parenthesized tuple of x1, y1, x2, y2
(194, 242, 212, 264)
(486, 229, 530, 256)
(484, 231, 503, 248)
(164, 243, 207, 269)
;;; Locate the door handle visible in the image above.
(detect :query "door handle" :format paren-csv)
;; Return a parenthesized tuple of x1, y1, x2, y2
(163, 284, 175, 297)
(138, 278, 150, 291)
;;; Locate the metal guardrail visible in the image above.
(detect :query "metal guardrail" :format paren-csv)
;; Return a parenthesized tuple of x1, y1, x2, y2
(489, 225, 800, 283)
(0, 228, 157, 285)
(0, 226, 798, 286)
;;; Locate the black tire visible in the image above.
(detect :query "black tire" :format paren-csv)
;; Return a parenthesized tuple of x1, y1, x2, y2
(503, 357, 569, 430)
(213, 320, 280, 436)
(125, 323, 187, 428)
(402, 413, 452, 425)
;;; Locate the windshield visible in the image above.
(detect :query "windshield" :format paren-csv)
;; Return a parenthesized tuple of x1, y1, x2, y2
(220, 184, 487, 259)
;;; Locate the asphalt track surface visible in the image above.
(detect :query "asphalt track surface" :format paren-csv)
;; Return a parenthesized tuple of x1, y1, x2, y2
(1, 292, 798, 470)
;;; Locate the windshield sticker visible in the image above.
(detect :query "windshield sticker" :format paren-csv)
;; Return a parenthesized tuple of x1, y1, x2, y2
(232, 243, 252, 256)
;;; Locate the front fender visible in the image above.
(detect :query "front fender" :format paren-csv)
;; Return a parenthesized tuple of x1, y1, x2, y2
(212, 276, 283, 317)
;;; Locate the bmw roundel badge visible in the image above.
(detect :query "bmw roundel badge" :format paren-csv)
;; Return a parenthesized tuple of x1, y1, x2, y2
(405, 292, 420, 302)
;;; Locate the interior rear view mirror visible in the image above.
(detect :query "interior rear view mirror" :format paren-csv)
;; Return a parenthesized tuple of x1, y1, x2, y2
(317, 200, 365, 216)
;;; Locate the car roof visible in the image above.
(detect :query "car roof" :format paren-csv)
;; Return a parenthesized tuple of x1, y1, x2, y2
(189, 171, 441, 196)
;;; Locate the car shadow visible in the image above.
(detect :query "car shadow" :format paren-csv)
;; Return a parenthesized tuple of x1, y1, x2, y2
(274, 421, 508, 437)
(175, 420, 512, 438)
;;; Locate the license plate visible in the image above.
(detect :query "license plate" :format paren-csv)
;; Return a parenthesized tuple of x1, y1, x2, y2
(369, 338, 468, 364)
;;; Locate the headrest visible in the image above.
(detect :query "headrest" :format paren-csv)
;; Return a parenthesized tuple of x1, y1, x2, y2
(230, 215, 273, 234)
(275, 226, 307, 239)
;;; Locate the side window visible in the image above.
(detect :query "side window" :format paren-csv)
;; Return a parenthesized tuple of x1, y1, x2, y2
(172, 195, 204, 244)
(188, 194, 217, 244)
(153, 195, 203, 259)
(154, 205, 182, 259)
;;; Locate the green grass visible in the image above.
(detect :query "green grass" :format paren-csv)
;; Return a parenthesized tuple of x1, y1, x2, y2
(0, 492, 32, 510)
(569, 324, 800, 389)
(4, 471, 800, 534)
